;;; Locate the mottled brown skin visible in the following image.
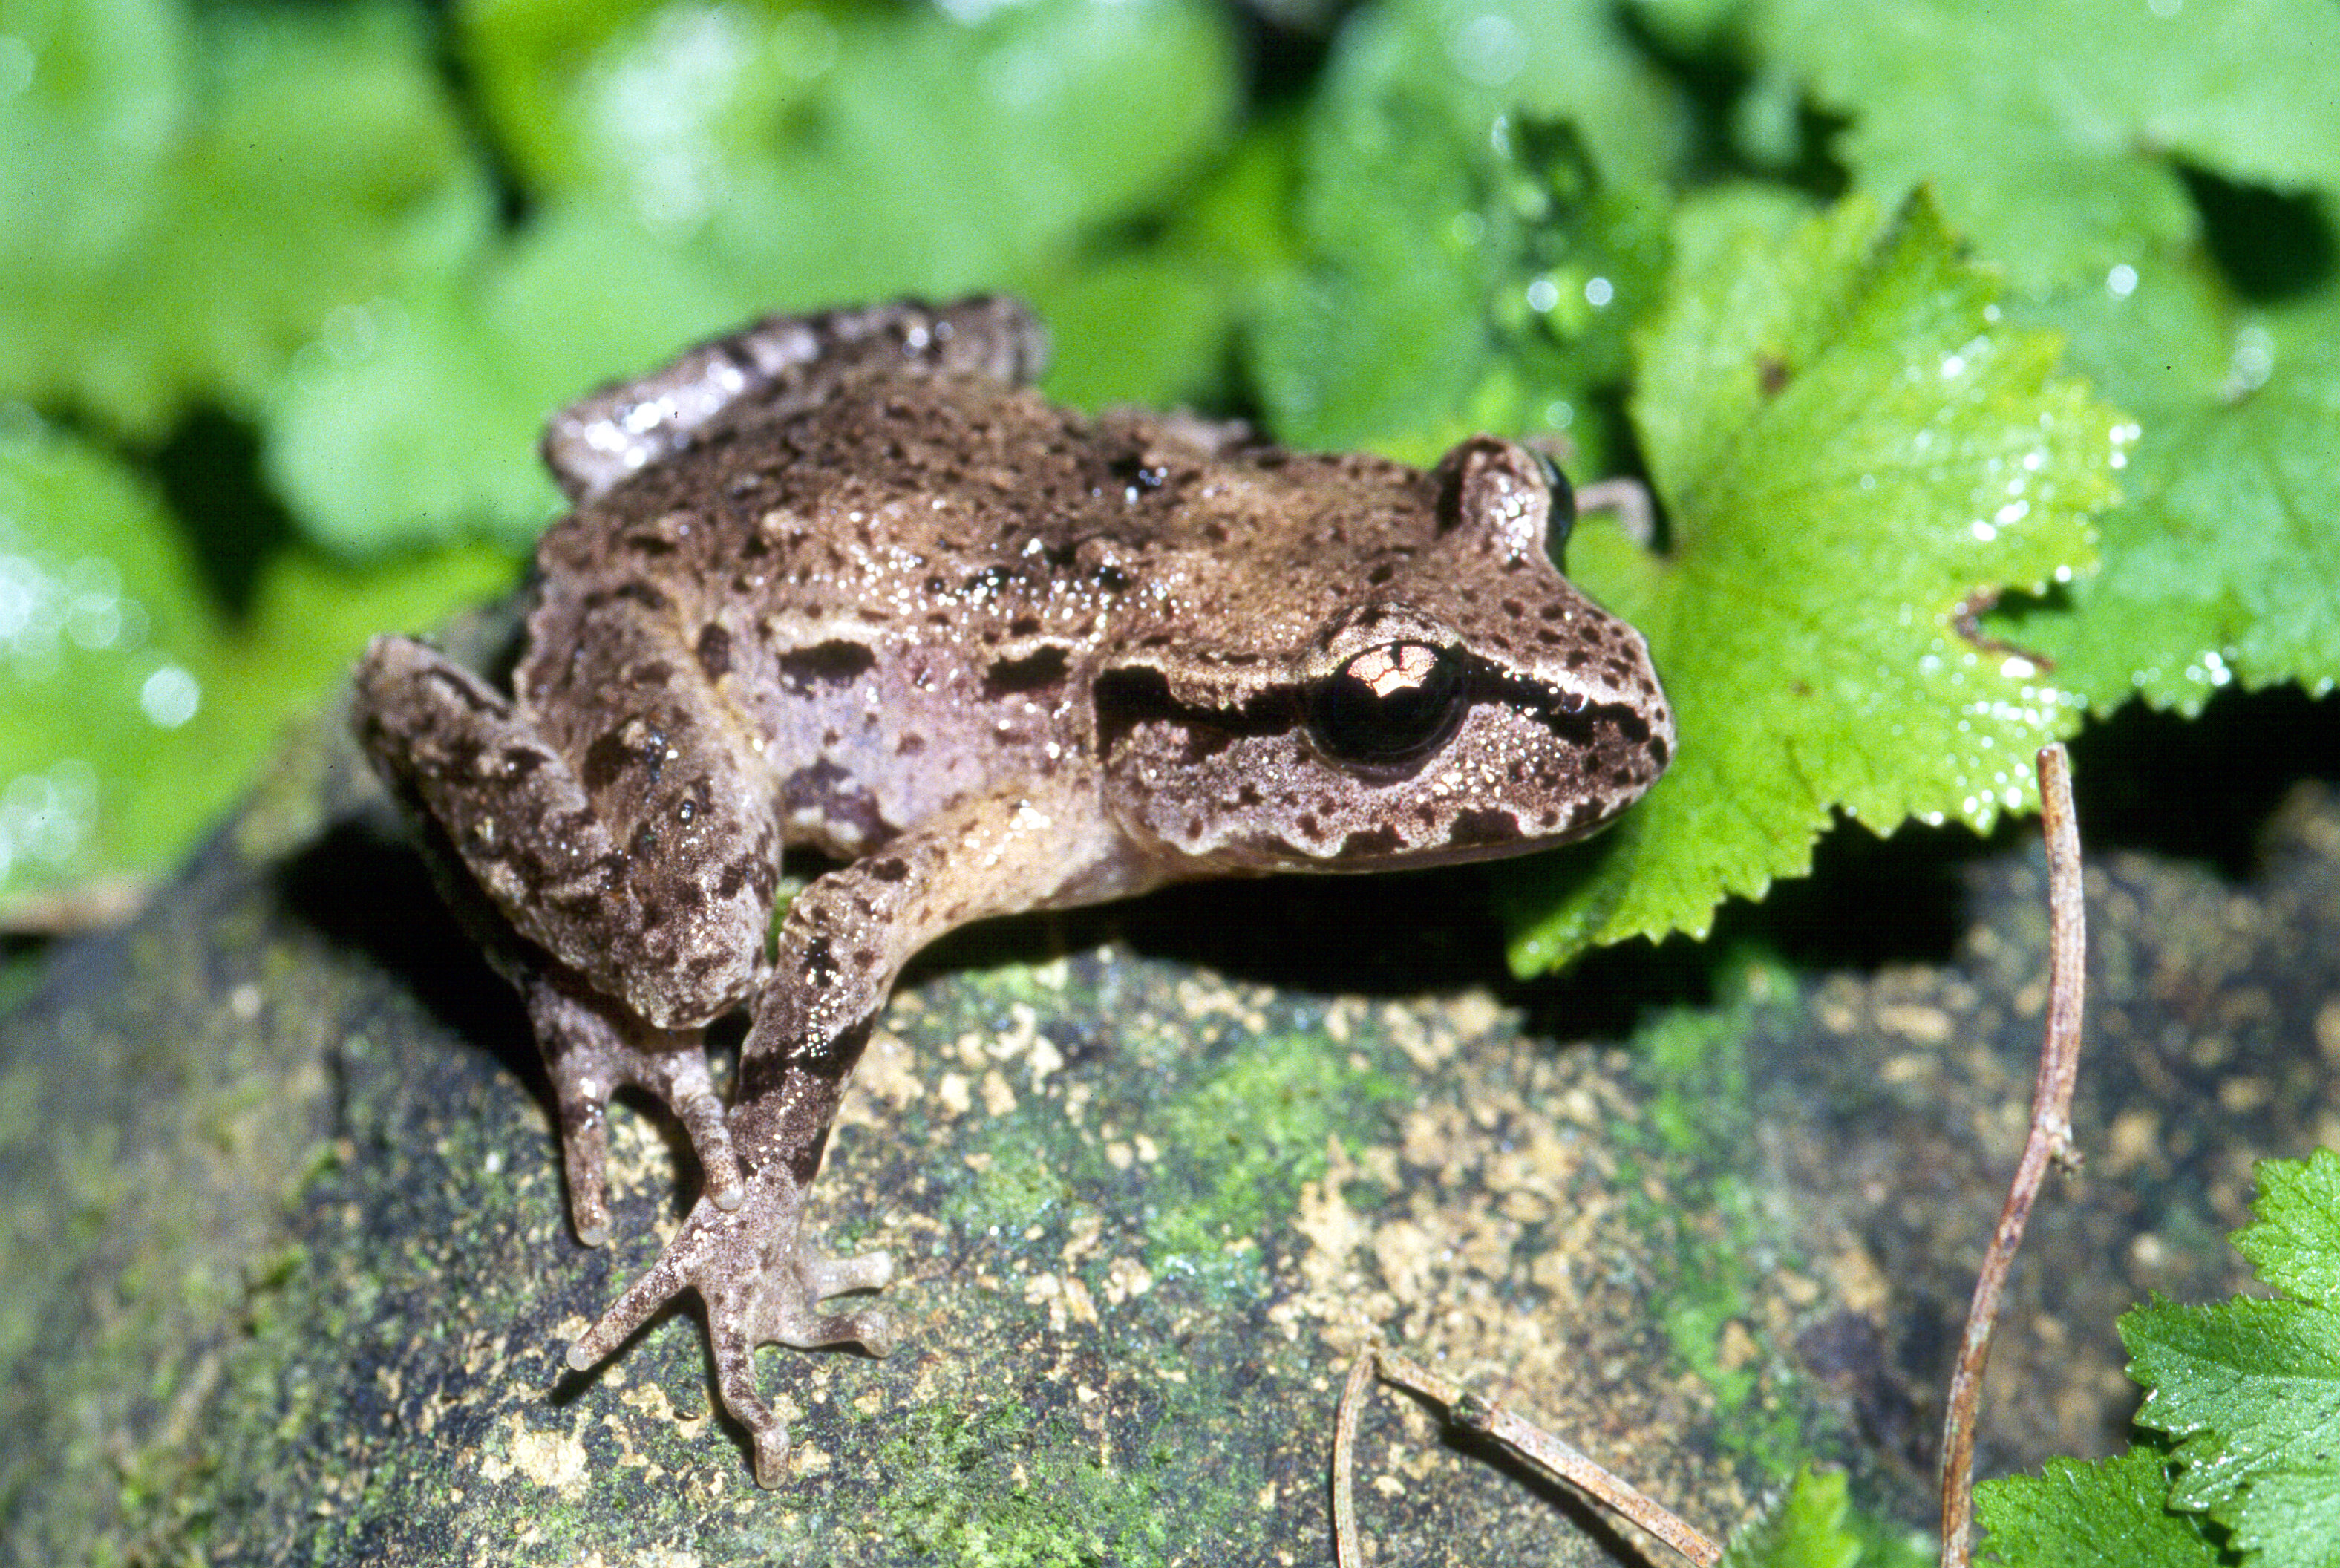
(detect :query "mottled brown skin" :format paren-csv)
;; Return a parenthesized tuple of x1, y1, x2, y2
(350, 297, 1673, 1486)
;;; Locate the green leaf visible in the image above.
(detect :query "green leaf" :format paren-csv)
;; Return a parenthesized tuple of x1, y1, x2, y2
(0, 0, 487, 434)
(460, 0, 1237, 295)
(262, 205, 752, 557)
(277, 0, 1240, 557)
(2004, 258, 2340, 713)
(2125, 1294, 2340, 1564)
(1974, 1446, 2228, 1568)
(1249, 0, 1682, 469)
(1756, 0, 2340, 293)
(2234, 1149, 2340, 1310)
(1505, 190, 2122, 973)
(0, 414, 226, 904)
(0, 410, 514, 907)
(1717, 1465, 1864, 1568)
(1022, 254, 1236, 415)
(218, 541, 521, 722)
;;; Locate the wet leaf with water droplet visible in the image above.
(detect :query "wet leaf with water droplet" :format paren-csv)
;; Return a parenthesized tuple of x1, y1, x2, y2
(1974, 1445, 2226, 1567)
(1503, 189, 2119, 973)
(1249, 0, 1683, 471)
(2115, 1152, 2340, 1564)
(0, 416, 228, 906)
(2002, 255, 2340, 713)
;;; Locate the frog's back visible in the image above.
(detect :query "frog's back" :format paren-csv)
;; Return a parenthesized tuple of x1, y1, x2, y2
(514, 375, 1183, 857)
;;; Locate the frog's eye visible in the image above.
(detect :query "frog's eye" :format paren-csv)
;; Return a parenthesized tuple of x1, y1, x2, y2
(1529, 446, 1577, 555)
(1307, 641, 1468, 769)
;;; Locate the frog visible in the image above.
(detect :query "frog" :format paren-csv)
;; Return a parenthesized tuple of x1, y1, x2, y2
(350, 295, 1673, 1487)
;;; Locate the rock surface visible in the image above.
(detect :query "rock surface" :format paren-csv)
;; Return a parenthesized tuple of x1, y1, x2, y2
(4, 670, 2335, 1564)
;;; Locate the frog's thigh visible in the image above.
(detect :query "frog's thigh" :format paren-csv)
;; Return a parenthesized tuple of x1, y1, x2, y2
(353, 634, 766, 1028)
(543, 295, 1049, 501)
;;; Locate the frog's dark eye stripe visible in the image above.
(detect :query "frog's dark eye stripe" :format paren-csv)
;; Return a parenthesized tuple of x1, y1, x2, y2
(1091, 665, 1301, 757)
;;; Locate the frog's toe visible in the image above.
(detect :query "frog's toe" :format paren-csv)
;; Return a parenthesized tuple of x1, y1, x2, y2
(566, 1167, 895, 1482)
(566, 1240, 694, 1371)
(805, 1247, 894, 1302)
(705, 1303, 795, 1488)
(761, 1244, 896, 1357)
(535, 994, 745, 1235)
(555, 1101, 614, 1247)
(668, 1081, 746, 1211)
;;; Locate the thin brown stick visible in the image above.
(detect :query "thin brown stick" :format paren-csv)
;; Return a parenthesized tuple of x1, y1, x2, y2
(1332, 1344, 1377, 1566)
(1335, 1345, 1722, 1567)
(1938, 743, 2088, 1567)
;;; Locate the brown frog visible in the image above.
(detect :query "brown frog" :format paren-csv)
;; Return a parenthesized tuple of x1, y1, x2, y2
(351, 297, 1673, 1486)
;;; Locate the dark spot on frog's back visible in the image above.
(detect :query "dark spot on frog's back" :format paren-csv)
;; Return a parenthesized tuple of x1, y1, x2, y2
(581, 728, 632, 791)
(599, 579, 670, 612)
(777, 639, 877, 687)
(983, 644, 1070, 697)
(696, 622, 732, 680)
(781, 760, 893, 849)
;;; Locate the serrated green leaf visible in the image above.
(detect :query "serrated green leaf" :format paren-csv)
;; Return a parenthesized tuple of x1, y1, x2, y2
(0, 0, 486, 434)
(1974, 1447, 2228, 1568)
(2125, 1294, 2340, 1565)
(1756, 0, 2340, 293)
(1249, 0, 1681, 469)
(1505, 190, 2120, 973)
(2005, 259, 2340, 713)
(2234, 1150, 2340, 1310)
(1716, 1465, 1863, 1568)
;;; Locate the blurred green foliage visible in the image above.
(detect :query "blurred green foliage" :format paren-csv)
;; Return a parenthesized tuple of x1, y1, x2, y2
(3, 0, 2338, 981)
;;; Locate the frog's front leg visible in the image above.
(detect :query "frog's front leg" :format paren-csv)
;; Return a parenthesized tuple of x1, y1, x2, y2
(565, 785, 1137, 1486)
(352, 634, 756, 1240)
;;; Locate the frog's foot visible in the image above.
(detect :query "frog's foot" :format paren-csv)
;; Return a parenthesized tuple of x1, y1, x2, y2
(565, 1164, 894, 1486)
(526, 976, 745, 1247)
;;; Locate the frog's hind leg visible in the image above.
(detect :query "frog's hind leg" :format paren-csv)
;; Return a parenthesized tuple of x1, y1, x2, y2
(541, 295, 1052, 503)
(566, 784, 1126, 1485)
(521, 970, 744, 1244)
(352, 633, 749, 1241)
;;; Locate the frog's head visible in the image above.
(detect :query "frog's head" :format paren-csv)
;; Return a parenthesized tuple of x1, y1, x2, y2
(1094, 436, 1673, 875)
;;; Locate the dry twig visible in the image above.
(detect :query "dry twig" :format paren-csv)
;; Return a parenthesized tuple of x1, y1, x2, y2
(1938, 742, 2088, 1567)
(1333, 1342, 1722, 1567)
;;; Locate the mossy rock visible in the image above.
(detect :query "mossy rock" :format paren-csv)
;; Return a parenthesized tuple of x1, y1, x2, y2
(4, 640, 2334, 1564)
